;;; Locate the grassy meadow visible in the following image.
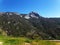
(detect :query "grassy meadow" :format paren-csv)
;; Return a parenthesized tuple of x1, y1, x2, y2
(0, 35, 59, 45)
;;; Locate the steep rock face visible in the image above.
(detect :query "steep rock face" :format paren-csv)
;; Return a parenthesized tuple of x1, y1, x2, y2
(0, 12, 60, 39)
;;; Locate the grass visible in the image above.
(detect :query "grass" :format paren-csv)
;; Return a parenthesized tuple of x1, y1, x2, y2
(0, 35, 59, 45)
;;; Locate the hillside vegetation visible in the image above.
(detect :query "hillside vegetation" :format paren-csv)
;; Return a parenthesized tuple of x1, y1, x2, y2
(0, 12, 60, 40)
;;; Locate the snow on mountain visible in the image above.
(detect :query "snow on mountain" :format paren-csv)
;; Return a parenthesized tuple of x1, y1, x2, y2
(24, 12, 40, 19)
(24, 15, 30, 19)
(30, 14, 39, 19)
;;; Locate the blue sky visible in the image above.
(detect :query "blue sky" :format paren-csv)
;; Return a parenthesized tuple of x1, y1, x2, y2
(0, 0, 60, 17)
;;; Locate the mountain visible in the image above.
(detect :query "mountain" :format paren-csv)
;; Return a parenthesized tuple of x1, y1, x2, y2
(0, 12, 60, 40)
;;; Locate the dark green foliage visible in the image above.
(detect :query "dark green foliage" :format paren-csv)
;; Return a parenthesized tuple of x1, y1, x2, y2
(24, 39, 32, 43)
(0, 12, 60, 40)
(4, 39, 19, 45)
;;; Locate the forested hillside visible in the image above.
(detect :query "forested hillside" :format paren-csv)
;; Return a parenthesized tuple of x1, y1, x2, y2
(0, 12, 60, 40)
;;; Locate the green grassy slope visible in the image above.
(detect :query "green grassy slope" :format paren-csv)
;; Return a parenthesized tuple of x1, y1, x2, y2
(0, 35, 57, 45)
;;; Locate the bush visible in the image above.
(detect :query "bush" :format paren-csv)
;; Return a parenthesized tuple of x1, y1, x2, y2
(24, 39, 32, 43)
(4, 39, 19, 45)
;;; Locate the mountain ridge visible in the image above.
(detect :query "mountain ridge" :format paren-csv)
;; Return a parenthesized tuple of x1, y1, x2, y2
(0, 12, 60, 40)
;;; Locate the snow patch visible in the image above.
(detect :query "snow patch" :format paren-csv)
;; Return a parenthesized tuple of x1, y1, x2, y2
(20, 15, 23, 17)
(24, 15, 30, 19)
(30, 14, 39, 19)
(6, 13, 12, 15)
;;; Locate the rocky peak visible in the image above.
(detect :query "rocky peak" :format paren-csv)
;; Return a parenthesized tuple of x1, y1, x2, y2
(29, 11, 40, 18)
